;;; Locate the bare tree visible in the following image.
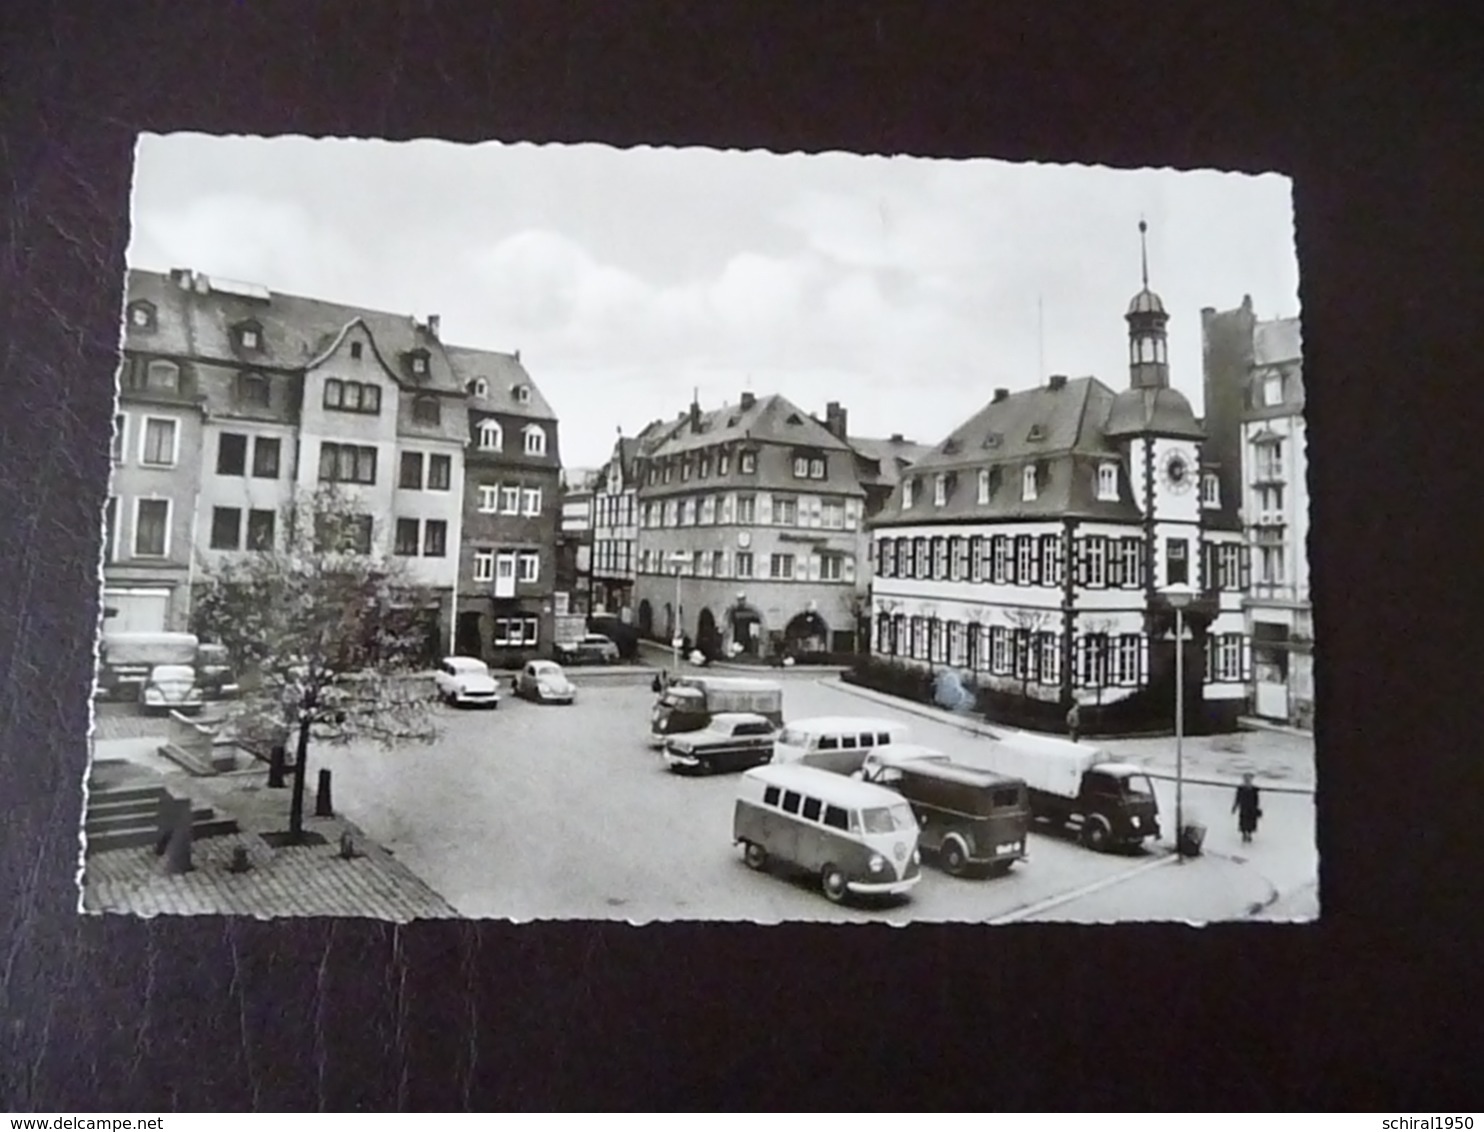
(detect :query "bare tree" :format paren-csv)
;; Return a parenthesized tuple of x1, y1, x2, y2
(190, 484, 442, 843)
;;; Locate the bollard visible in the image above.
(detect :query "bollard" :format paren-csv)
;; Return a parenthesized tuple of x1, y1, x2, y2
(267, 743, 287, 789)
(163, 798, 194, 875)
(227, 845, 253, 874)
(338, 830, 361, 860)
(315, 768, 334, 817)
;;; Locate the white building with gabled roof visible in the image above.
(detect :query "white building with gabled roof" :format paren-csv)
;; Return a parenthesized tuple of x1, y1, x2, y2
(866, 227, 1249, 734)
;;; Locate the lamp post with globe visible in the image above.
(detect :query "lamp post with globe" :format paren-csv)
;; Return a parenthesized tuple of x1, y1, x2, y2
(1162, 581, 1195, 860)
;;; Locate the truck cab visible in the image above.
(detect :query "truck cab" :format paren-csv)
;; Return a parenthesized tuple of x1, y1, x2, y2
(1069, 762, 1161, 851)
(648, 675, 783, 748)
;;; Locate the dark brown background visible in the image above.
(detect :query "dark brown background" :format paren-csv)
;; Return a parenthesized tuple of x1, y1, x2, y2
(2, 0, 1480, 1111)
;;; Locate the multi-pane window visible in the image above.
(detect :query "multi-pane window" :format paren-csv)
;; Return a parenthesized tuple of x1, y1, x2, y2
(695, 550, 709, 576)
(319, 443, 378, 485)
(711, 550, 725, 577)
(1039, 632, 1060, 685)
(948, 622, 967, 667)
(1201, 473, 1220, 508)
(473, 550, 495, 582)
(810, 458, 825, 479)
(950, 537, 968, 581)
(1097, 463, 1119, 501)
(701, 496, 717, 524)
(500, 486, 520, 514)
(400, 452, 425, 490)
(1080, 633, 1110, 688)
(934, 475, 948, 506)
(424, 520, 447, 557)
(239, 371, 271, 408)
(736, 495, 757, 523)
(323, 379, 382, 414)
(518, 551, 539, 582)
(1022, 465, 1038, 502)
(523, 426, 547, 456)
(247, 509, 275, 551)
(493, 617, 539, 647)
(822, 501, 845, 528)
(977, 468, 991, 504)
(1217, 543, 1244, 590)
(315, 514, 373, 555)
(990, 626, 1009, 674)
(427, 454, 451, 490)
(1017, 535, 1035, 584)
(735, 552, 754, 579)
(522, 488, 542, 516)
(1253, 439, 1284, 481)
(774, 497, 797, 525)
(412, 395, 441, 425)
(769, 553, 794, 580)
(932, 538, 948, 579)
(1207, 634, 1244, 682)
(141, 418, 178, 467)
(739, 451, 757, 474)
(718, 452, 731, 476)
(143, 360, 181, 393)
(252, 437, 280, 479)
(896, 540, 909, 579)
(1115, 634, 1141, 686)
(217, 433, 247, 476)
(1166, 538, 1189, 585)
(478, 420, 502, 450)
(395, 519, 421, 556)
(209, 507, 240, 550)
(1084, 536, 1107, 588)
(820, 553, 845, 582)
(1258, 545, 1285, 585)
(478, 485, 499, 513)
(992, 536, 1011, 584)
(680, 498, 696, 526)
(902, 479, 915, 508)
(1121, 539, 1144, 588)
(793, 456, 809, 478)
(1039, 533, 1062, 586)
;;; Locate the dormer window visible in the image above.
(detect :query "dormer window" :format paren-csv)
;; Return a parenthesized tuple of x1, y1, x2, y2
(413, 394, 441, 426)
(523, 424, 547, 457)
(739, 450, 757, 474)
(902, 478, 916, 509)
(786, 412, 803, 425)
(1097, 462, 1119, 502)
(977, 468, 991, 504)
(1026, 424, 1046, 443)
(408, 350, 430, 378)
(933, 474, 948, 507)
(942, 438, 962, 455)
(474, 378, 488, 398)
(1262, 374, 1283, 407)
(144, 359, 181, 393)
(699, 456, 711, 478)
(237, 371, 271, 409)
(514, 384, 531, 404)
(477, 419, 502, 451)
(793, 455, 809, 478)
(983, 432, 1002, 449)
(127, 302, 156, 331)
(810, 458, 825, 479)
(718, 451, 731, 476)
(233, 321, 262, 351)
(1022, 464, 1039, 502)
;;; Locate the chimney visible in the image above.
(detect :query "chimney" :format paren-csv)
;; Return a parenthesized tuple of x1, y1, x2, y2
(1048, 374, 1067, 390)
(170, 268, 192, 290)
(193, 273, 211, 294)
(992, 388, 1010, 403)
(824, 401, 848, 440)
(689, 397, 702, 433)
(740, 391, 756, 410)
(514, 349, 521, 362)
(890, 432, 904, 443)
(427, 314, 441, 339)
(1201, 306, 1216, 318)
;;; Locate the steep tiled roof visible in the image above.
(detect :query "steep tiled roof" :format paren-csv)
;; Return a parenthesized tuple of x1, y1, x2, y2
(1253, 316, 1302, 366)
(648, 393, 853, 459)
(867, 377, 1147, 527)
(124, 269, 467, 396)
(442, 346, 556, 421)
(1104, 386, 1204, 440)
(847, 435, 933, 488)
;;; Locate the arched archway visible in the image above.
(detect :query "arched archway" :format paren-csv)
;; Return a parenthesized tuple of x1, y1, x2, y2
(727, 602, 764, 657)
(784, 610, 830, 656)
(637, 599, 653, 637)
(696, 608, 720, 660)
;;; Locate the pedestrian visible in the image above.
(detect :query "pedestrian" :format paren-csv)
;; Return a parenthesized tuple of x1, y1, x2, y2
(651, 671, 665, 694)
(1233, 772, 1262, 843)
(1065, 702, 1081, 743)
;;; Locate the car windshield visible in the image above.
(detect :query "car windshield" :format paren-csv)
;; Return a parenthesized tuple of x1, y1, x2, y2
(152, 665, 195, 681)
(1119, 773, 1156, 797)
(861, 804, 916, 834)
(455, 660, 490, 676)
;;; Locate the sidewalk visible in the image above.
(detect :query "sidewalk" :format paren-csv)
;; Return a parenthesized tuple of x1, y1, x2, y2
(82, 737, 457, 921)
(829, 677, 1315, 793)
(636, 638, 850, 676)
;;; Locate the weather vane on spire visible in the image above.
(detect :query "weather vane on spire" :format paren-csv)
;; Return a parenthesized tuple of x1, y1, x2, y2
(1139, 215, 1150, 289)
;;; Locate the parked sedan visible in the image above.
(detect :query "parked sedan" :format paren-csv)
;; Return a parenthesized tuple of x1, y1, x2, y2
(433, 656, 502, 709)
(554, 633, 621, 666)
(515, 661, 577, 705)
(139, 664, 204, 715)
(663, 712, 780, 775)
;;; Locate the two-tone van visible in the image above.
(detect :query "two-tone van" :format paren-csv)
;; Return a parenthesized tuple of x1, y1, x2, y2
(771, 717, 911, 776)
(733, 763, 922, 904)
(859, 745, 1031, 877)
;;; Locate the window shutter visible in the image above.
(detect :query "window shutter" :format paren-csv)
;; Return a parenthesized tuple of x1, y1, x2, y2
(757, 493, 773, 525)
(1240, 544, 1252, 590)
(1029, 534, 1043, 585)
(1204, 637, 1215, 683)
(843, 555, 856, 584)
(810, 497, 823, 528)
(808, 555, 822, 582)
(1073, 535, 1087, 587)
(1240, 634, 1252, 682)
(844, 498, 859, 529)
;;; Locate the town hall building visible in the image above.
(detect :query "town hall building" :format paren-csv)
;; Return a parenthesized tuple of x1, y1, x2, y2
(866, 226, 1250, 732)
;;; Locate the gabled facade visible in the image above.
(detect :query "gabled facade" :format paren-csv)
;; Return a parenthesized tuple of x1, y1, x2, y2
(632, 393, 871, 659)
(867, 236, 1248, 733)
(1202, 302, 1312, 729)
(107, 285, 209, 632)
(556, 467, 599, 615)
(448, 347, 562, 665)
(591, 419, 679, 620)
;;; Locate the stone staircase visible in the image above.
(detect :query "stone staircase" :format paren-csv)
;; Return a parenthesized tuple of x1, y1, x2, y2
(84, 780, 239, 855)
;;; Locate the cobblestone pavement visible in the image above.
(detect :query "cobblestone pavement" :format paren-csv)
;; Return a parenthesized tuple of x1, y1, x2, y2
(83, 739, 456, 921)
(829, 678, 1315, 791)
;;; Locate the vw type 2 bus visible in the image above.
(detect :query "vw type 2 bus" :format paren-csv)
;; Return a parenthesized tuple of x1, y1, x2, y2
(771, 717, 912, 776)
(859, 745, 1031, 877)
(733, 763, 922, 904)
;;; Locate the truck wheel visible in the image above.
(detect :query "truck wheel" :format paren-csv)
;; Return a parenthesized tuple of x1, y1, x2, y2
(743, 842, 768, 871)
(1082, 815, 1113, 852)
(941, 838, 970, 877)
(821, 865, 849, 904)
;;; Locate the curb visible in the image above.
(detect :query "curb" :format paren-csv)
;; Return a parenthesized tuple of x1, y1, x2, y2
(825, 677, 1316, 795)
(636, 640, 850, 676)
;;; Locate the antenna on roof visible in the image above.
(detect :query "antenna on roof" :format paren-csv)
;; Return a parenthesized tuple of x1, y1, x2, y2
(1138, 216, 1150, 290)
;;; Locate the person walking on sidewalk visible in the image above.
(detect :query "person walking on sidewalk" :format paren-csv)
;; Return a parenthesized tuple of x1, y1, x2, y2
(1065, 703, 1081, 743)
(1233, 772, 1262, 843)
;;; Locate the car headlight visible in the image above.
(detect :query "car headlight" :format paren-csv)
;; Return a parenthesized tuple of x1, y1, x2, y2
(868, 853, 886, 874)
(912, 849, 921, 865)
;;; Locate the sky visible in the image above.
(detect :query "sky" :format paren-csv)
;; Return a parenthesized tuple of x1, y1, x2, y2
(126, 134, 1300, 470)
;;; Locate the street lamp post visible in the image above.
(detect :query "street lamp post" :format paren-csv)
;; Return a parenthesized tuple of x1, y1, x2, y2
(1162, 582, 1195, 861)
(669, 550, 688, 677)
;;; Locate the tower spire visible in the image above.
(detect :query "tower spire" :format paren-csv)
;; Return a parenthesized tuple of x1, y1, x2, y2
(1139, 216, 1150, 290)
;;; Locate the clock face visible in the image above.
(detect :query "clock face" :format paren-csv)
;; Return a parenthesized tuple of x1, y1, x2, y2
(1161, 448, 1194, 493)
